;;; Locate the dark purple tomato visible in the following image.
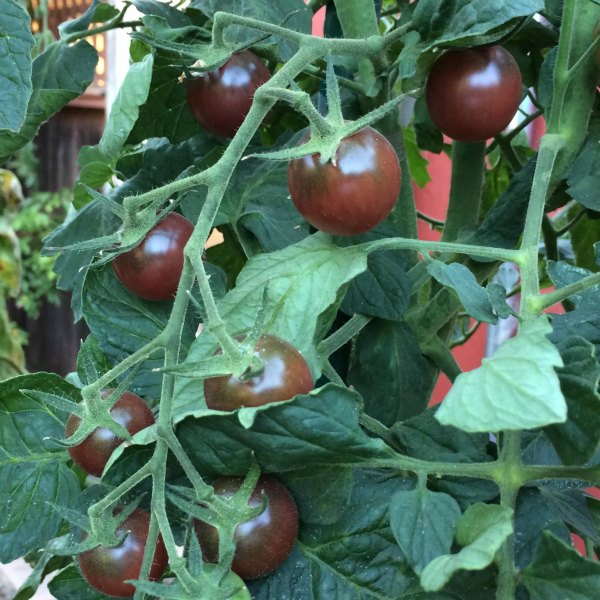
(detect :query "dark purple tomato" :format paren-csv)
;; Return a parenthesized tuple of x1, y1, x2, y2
(78, 507, 168, 598)
(186, 50, 271, 138)
(66, 389, 154, 477)
(112, 212, 194, 301)
(287, 126, 401, 236)
(425, 46, 523, 142)
(203, 334, 313, 411)
(194, 475, 298, 580)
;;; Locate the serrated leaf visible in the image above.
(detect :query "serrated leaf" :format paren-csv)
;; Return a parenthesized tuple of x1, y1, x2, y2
(59, 0, 120, 37)
(75, 53, 154, 206)
(412, 0, 542, 46)
(191, 0, 311, 61)
(522, 532, 600, 599)
(177, 385, 395, 474)
(545, 337, 600, 465)
(427, 260, 498, 323)
(281, 467, 353, 526)
(548, 261, 600, 309)
(81, 266, 194, 398)
(436, 317, 566, 432)
(390, 487, 461, 573)
(348, 320, 434, 425)
(514, 487, 572, 569)
(0, 374, 80, 562)
(174, 234, 369, 420)
(391, 408, 491, 464)
(0, 40, 98, 162)
(48, 565, 107, 600)
(248, 470, 417, 599)
(420, 503, 513, 592)
(0, 1, 34, 133)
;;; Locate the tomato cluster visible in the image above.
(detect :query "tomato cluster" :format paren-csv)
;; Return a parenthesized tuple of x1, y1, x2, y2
(66, 389, 154, 477)
(287, 126, 401, 236)
(78, 508, 168, 598)
(186, 50, 271, 139)
(194, 475, 298, 580)
(425, 45, 523, 142)
(204, 334, 314, 411)
(112, 212, 194, 302)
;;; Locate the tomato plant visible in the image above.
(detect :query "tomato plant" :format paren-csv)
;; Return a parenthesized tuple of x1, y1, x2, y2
(186, 50, 271, 138)
(78, 508, 168, 598)
(203, 334, 313, 410)
(425, 46, 523, 142)
(66, 389, 155, 477)
(3, 1, 600, 599)
(287, 126, 401, 235)
(194, 475, 298, 580)
(112, 212, 194, 301)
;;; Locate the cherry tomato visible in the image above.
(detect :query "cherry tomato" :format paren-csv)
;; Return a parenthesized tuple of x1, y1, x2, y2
(186, 50, 271, 139)
(78, 507, 168, 598)
(425, 46, 523, 142)
(112, 212, 194, 301)
(66, 389, 154, 477)
(194, 475, 298, 580)
(203, 334, 313, 411)
(287, 126, 401, 236)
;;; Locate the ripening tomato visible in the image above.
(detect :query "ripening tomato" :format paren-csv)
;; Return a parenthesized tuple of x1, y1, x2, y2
(186, 50, 271, 138)
(112, 212, 194, 301)
(194, 475, 298, 580)
(66, 389, 154, 477)
(203, 334, 313, 411)
(425, 46, 523, 142)
(78, 508, 168, 598)
(287, 126, 401, 236)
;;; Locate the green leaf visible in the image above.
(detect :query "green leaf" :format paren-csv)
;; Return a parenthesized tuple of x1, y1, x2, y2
(548, 261, 600, 307)
(214, 156, 310, 252)
(339, 224, 412, 322)
(48, 565, 107, 600)
(391, 408, 491, 464)
(427, 260, 498, 323)
(76, 335, 113, 387)
(436, 317, 566, 432)
(132, 0, 192, 27)
(347, 320, 434, 426)
(82, 265, 209, 398)
(0, 40, 98, 162)
(59, 0, 120, 37)
(281, 466, 353, 526)
(191, 0, 311, 60)
(570, 212, 600, 273)
(514, 488, 572, 569)
(0, 1, 34, 132)
(248, 470, 418, 599)
(545, 337, 600, 465)
(177, 385, 395, 474)
(128, 52, 205, 144)
(402, 124, 432, 187)
(412, 0, 543, 47)
(420, 503, 513, 592)
(390, 487, 461, 573)
(175, 234, 369, 419)
(522, 532, 600, 599)
(0, 374, 80, 562)
(75, 54, 154, 206)
(566, 117, 600, 211)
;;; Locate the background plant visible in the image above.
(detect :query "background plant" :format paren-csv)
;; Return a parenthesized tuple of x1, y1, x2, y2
(1, 0, 600, 599)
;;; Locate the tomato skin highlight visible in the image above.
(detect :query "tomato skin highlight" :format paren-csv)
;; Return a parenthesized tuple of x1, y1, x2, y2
(186, 50, 271, 139)
(66, 390, 154, 478)
(194, 475, 299, 580)
(78, 508, 168, 598)
(112, 212, 194, 302)
(203, 334, 314, 411)
(425, 46, 523, 142)
(287, 126, 401, 236)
